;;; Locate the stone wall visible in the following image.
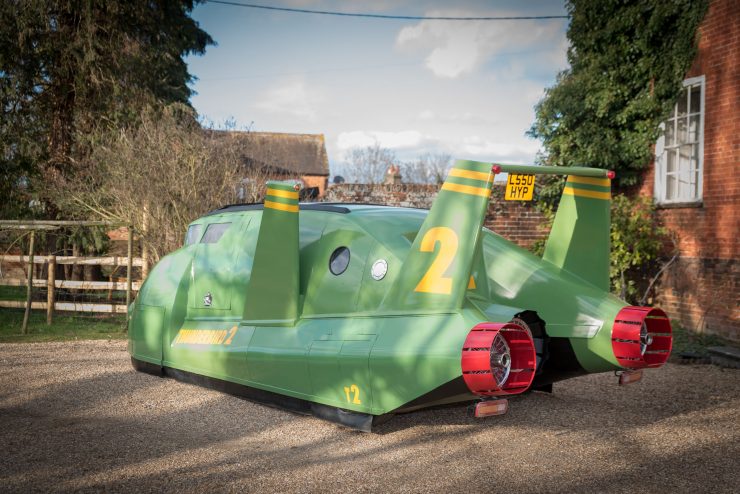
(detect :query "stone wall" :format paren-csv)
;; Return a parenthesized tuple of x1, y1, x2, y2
(323, 183, 548, 250)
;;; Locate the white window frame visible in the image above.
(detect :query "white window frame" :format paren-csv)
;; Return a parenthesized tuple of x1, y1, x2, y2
(654, 75, 705, 205)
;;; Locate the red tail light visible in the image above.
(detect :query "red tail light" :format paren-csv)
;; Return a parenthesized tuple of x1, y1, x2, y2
(461, 322, 536, 396)
(612, 306, 672, 369)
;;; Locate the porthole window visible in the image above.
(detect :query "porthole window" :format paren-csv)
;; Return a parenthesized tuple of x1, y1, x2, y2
(329, 247, 350, 275)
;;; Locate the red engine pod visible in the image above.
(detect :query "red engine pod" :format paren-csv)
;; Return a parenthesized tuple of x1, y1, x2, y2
(461, 322, 537, 397)
(612, 306, 673, 369)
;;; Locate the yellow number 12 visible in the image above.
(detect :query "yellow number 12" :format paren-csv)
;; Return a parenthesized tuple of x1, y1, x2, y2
(344, 384, 361, 404)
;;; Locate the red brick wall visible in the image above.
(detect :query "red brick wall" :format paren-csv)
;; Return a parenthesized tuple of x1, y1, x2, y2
(638, 0, 739, 341)
(484, 191, 550, 249)
(301, 174, 328, 198)
(323, 183, 548, 250)
(656, 258, 738, 338)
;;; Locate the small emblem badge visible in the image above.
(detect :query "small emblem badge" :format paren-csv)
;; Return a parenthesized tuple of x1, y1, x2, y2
(371, 259, 388, 281)
(203, 292, 212, 307)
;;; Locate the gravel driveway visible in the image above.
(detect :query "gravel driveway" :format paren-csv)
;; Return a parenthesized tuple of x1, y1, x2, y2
(1, 340, 738, 493)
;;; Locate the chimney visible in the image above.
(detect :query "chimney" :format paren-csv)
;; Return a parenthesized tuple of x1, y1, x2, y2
(384, 164, 402, 184)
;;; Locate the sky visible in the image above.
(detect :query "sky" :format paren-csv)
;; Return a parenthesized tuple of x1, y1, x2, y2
(185, 0, 570, 177)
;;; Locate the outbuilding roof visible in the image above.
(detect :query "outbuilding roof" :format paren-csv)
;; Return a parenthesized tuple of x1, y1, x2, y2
(210, 130, 330, 176)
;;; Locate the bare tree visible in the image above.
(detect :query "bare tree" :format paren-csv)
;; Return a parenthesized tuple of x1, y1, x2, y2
(341, 141, 397, 184)
(52, 104, 282, 264)
(402, 153, 452, 184)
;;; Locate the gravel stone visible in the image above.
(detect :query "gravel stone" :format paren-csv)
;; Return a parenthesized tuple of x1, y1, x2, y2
(1, 340, 738, 493)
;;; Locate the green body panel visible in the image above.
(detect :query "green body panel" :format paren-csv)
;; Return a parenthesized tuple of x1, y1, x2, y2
(243, 181, 300, 324)
(130, 304, 164, 364)
(129, 165, 641, 416)
(543, 175, 611, 290)
(383, 159, 494, 311)
(481, 230, 622, 371)
(187, 213, 253, 316)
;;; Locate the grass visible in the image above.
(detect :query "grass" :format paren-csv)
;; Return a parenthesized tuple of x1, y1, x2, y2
(0, 284, 128, 342)
(0, 285, 27, 301)
(0, 308, 127, 343)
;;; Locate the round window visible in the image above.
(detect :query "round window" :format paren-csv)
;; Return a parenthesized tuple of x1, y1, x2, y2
(329, 247, 350, 275)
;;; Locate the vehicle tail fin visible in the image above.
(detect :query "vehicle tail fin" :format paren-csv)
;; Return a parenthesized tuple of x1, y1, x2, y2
(485, 163, 613, 290)
(542, 174, 611, 290)
(382, 159, 495, 311)
(243, 181, 301, 324)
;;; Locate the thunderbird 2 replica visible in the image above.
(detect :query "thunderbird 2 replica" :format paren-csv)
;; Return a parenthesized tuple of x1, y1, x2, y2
(128, 160, 672, 431)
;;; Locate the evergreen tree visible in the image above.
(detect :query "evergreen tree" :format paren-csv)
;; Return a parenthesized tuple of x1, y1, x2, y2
(529, 0, 708, 189)
(0, 0, 213, 216)
(528, 1, 708, 300)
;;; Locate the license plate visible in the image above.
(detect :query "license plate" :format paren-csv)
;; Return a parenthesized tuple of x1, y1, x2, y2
(504, 174, 535, 201)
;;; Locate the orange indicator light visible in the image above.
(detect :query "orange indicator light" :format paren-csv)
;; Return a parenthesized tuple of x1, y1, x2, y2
(473, 399, 509, 418)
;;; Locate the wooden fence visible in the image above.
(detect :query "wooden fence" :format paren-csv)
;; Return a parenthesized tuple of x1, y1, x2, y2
(0, 220, 142, 333)
(0, 255, 144, 315)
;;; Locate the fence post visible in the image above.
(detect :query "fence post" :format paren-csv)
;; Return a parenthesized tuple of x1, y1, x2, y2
(21, 230, 35, 334)
(141, 208, 149, 280)
(47, 255, 56, 325)
(126, 225, 133, 312)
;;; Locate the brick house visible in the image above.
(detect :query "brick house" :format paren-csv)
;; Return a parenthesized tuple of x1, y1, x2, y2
(639, 0, 738, 341)
(213, 131, 330, 199)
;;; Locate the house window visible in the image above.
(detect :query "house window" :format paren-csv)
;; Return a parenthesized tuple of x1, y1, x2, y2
(655, 76, 705, 205)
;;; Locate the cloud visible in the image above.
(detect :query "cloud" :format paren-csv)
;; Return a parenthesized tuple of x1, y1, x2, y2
(416, 109, 500, 126)
(336, 130, 439, 151)
(331, 130, 539, 166)
(460, 135, 539, 163)
(254, 78, 321, 120)
(396, 10, 566, 78)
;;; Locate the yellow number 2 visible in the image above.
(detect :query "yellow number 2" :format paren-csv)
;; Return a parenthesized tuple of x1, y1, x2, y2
(343, 384, 362, 405)
(414, 227, 459, 294)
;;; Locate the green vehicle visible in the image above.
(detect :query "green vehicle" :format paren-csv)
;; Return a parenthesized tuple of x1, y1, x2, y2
(129, 160, 672, 431)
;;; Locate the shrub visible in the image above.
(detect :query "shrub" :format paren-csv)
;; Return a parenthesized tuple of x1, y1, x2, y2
(530, 193, 668, 303)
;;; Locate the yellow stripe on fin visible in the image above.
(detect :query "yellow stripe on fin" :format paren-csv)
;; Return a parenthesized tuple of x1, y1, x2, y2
(441, 182, 491, 198)
(448, 168, 492, 183)
(267, 188, 299, 199)
(567, 176, 611, 187)
(264, 200, 299, 212)
(563, 186, 610, 200)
